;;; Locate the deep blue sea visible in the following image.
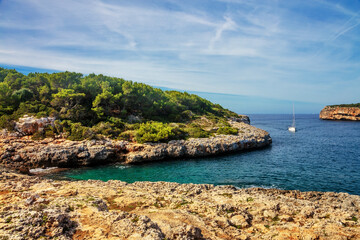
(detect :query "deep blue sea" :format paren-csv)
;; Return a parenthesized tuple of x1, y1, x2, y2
(56, 114, 360, 195)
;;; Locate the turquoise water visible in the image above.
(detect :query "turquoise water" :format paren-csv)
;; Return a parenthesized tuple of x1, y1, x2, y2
(56, 114, 360, 195)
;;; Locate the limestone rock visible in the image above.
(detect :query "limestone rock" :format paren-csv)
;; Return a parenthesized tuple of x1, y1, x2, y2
(320, 106, 360, 121)
(0, 170, 359, 239)
(15, 115, 56, 135)
(124, 121, 272, 164)
(228, 115, 251, 124)
(0, 120, 271, 172)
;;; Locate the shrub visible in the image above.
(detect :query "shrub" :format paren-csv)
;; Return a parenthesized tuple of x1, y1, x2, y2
(32, 131, 45, 140)
(31, 126, 56, 140)
(13, 102, 52, 119)
(59, 121, 94, 141)
(185, 127, 212, 138)
(217, 126, 238, 135)
(134, 121, 185, 143)
(91, 121, 123, 138)
(118, 130, 135, 141)
(0, 115, 15, 131)
(67, 122, 93, 141)
(45, 127, 56, 138)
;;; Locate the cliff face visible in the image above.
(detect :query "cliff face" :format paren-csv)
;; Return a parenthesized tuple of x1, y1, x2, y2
(0, 121, 271, 172)
(319, 106, 360, 121)
(0, 169, 359, 239)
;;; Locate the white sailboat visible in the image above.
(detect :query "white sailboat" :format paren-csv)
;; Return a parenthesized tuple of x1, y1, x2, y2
(288, 104, 296, 132)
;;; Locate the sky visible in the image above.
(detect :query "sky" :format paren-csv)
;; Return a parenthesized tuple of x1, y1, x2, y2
(0, 0, 360, 113)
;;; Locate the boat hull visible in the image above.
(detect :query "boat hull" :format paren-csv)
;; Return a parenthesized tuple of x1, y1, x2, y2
(288, 126, 296, 132)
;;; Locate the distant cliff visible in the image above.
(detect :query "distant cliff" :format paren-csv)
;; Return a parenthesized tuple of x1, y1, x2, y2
(320, 105, 360, 121)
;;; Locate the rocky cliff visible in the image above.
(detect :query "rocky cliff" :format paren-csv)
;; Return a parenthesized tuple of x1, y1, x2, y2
(0, 120, 271, 172)
(320, 106, 360, 121)
(0, 168, 359, 239)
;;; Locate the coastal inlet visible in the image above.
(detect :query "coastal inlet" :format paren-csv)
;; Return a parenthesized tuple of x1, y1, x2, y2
(0, 116, 272, 172)
(61, 114, 360, 195)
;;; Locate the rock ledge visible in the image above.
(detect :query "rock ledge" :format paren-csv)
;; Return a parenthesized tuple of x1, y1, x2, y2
(0, 120, 271, 172)
(0, 169, 359, 239)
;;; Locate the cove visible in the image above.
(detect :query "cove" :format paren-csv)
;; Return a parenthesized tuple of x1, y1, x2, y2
(55, 114, 360, 195)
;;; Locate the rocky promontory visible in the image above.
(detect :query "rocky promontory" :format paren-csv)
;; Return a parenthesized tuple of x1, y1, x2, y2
(0, 169, 359, 239)
(320, 106, 360, 121)
(0, 119, 271, 172)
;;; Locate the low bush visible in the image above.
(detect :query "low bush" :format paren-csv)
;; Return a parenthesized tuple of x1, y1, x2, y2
(184, 124, 212, 138)
(217, 126, 238, 135)
(0, 115, 15, 131)
(118, 130, 135, 141)
(31, 126, 56, 140)
(134, 121, 185, 143)
(67, 122, 94, 141)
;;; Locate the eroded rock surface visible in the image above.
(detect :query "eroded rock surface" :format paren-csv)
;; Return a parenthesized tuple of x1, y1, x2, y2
(0, 121, 271, 172)
(320, 106, 360, 121)
(125, 121, 271, 163)
(0, 169, 359, 239)
(15, 115, 56, 135)
(0, 138, 120, 171)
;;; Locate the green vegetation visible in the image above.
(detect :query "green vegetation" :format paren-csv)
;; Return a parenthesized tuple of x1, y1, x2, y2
(5, 216, 12, 223)
(134, 122, 185, 143)
(346, 216, 358, 222)
(272, 215, 280, 222)
(329, 103, 360, 108)
(219, 193, 233, 198)
(217, 126, 238, 135)
(0, 67, 240, 142)
(246, 197, 254, 202)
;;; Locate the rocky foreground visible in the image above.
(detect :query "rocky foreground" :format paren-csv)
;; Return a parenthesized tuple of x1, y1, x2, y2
(0, 120, 271, 172)
(0, 169, 359, 240)
(320, 106, 360, 121)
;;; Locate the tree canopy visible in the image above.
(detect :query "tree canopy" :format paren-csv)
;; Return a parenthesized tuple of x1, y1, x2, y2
(329, 103, 360, 108)
(0, 67, 240, 142)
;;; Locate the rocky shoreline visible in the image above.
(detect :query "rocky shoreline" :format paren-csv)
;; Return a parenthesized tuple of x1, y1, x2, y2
(0, 169, 359, 239)
(320, 106, 360, 121)
(0, 120, 271, 173)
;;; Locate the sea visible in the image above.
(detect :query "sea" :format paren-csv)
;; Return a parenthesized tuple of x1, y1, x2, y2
(54, 114, 360, 195)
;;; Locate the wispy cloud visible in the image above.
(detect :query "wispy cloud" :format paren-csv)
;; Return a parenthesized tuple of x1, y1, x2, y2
(1, 0, 360, 106)
(208, 16, 237, 50)
(330, 10, 360, 41)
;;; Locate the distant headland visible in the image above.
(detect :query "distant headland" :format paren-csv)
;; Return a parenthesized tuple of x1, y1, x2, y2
(320, 103, 360, 121)
(0, 67, 271, 172)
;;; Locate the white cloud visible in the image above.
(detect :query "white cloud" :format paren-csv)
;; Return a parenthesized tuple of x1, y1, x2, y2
(1, 0, 360, 106)
(208, 16, 237, 50)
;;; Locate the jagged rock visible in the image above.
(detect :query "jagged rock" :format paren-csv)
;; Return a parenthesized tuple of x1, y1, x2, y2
(1, 170, 358, 239)
(229, 212, 252, 229)
(228, 115, 251, 124)
(171, 225, 203, 240)
(320, 106, 360, 121)
(124, 121, 271, 163)
(0, 204, 77, 240)
(0, 120, 271, 172)
(15, 115, 56, 135)
(0, 138, 119, 170)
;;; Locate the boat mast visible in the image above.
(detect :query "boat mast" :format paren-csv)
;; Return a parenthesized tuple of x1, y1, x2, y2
(292, 104, 295, 127)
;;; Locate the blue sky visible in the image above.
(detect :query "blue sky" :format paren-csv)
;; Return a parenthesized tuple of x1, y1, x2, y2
(0, 0, 360, 113)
